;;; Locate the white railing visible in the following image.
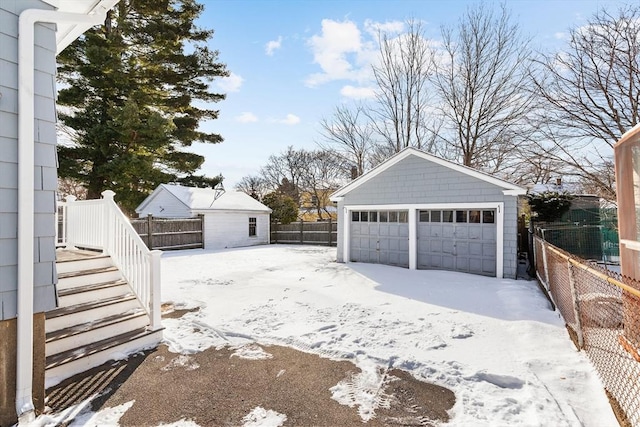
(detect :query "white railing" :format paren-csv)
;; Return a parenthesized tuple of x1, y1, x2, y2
(56, 190, 162, 330)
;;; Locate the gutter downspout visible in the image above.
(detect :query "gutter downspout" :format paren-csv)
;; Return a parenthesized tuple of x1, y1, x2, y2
(16, 8, 110, 423)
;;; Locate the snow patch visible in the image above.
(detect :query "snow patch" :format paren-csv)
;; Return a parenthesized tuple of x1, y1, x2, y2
(68, 400, 134, 426)
(242, 407, 287, 427)
(162, 354, 200, 371)
(330, 358, 395, 422)
(158, 419, 201, 427)
(231, 344, 273, 360)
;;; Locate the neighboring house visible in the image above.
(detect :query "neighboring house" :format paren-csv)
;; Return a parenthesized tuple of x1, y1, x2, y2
(0, 1, 120, 424)
(330, 147, 526, 278)
(529, 179, 601, 225)
(299, 189, 337, 222)
(136, 184, 272, 250)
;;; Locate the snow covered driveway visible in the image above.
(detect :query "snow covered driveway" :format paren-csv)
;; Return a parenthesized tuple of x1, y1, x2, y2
(161, 245, 616, 427)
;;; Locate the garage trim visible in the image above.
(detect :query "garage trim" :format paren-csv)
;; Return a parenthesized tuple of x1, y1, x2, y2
(342, 202, 505, 278)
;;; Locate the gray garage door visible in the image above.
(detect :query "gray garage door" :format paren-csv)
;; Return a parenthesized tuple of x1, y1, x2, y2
(417, 209, 496, 276)
(350, 210, 409, 268)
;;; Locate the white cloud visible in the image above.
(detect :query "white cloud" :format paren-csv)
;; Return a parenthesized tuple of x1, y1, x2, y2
(236, 112, 258, 123)
(217, 72, 244, 92)
(305, 19, 365, 86)
(340, 85, 376, 99)
(305, 19, 413, 88)
(364, 19, 405, 37)
(554, 32, 568, 40)
(280, 114, 300, 125)
(265, 36, 283, 56)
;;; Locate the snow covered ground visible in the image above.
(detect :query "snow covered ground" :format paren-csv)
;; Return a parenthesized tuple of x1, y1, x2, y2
(41, 245, 617, 426)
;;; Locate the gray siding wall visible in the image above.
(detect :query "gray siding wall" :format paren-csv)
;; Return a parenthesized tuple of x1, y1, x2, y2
(336, 154, 519, 278)
(0, 1, 57, 320)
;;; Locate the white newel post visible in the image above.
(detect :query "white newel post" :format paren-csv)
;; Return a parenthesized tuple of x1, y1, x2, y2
(64, 195, 77, 250)
(102, 190, 116, 254)
(149, 249, 162, 330)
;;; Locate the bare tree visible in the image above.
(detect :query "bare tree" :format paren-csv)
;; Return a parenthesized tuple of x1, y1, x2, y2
(299, 150, 349, 219)
(318, 104, 374, 177)
(369, 19, 440, 155)
(259, 146, 309, 204)
(530, 5, 640, 199)
(234, 175, 268, 200)
(431, 3, 535, 171)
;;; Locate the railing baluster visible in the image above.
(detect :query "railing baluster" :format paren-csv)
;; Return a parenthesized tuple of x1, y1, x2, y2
(61, 191, 161, 326)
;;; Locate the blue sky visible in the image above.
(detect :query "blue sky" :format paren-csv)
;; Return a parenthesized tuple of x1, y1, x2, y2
(192, 0, 629, 187)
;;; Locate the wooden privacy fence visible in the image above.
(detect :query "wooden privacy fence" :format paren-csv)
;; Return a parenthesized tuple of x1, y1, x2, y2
(131, 214, 204, 251)
(271, 220, 337, 246)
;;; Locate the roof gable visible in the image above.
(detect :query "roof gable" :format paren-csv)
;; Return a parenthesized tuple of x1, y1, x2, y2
(330, 147, 526, 200)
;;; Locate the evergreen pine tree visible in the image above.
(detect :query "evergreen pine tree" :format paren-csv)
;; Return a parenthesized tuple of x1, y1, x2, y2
(57, 0, 227, 214)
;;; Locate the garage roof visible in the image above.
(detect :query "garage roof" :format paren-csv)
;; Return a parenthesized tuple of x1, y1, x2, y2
(330, 147, 526, 201)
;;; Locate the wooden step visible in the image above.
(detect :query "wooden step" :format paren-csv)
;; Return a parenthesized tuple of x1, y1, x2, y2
(56, 254, 112, 275)
(57, 266, 121, 291)
(45, 309, 149, 357)
(45, 327, 164, 389)
(45, 294, 139, 333)
(57, 279, 130, 307)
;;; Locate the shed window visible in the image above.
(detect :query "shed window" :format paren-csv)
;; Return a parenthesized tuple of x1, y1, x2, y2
(249, 217, 257, 236)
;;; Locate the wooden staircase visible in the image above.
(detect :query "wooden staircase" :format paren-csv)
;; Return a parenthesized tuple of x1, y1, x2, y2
(45, 250, 163, 388)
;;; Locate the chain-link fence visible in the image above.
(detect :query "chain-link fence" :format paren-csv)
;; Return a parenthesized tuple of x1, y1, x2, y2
(534, 236, 640, 426)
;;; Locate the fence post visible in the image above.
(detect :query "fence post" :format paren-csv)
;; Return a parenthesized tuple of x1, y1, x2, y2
(101, 190, 116, 255)
(272, 222, 278, 244)
(149, 250, 162, 331)
(328, 217, 332, 246)
(541, 240, 550, 290)
(146, 214, 153, 250)
(567, 261, 584, 349)
(198, 214, 205, 249)
(300, 219, 304, 244)
(64, 195, 77, 250)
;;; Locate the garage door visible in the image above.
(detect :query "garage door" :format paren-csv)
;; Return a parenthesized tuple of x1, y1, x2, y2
(350, 210, 409, 268)
(417, 209, 496, 276)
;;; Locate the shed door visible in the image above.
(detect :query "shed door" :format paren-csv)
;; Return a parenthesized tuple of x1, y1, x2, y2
(417, 209, 496, 276)
(350, 210, 409, 268)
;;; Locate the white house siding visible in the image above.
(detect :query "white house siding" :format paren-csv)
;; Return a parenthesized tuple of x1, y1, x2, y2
(137, 188, 191, 218)
(203, 212, 270, 250)
(0, 1, 57, 321)
(335, 155, 520, 278)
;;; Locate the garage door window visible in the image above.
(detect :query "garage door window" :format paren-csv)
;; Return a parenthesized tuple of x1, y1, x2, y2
(351, 210, 408, 223)
(456, 210, 468, 223)
(469, 210, 481, 223)
(443, 210, 454, 222)
(483, 210, 495, 223)
(419, 210, 430, 222)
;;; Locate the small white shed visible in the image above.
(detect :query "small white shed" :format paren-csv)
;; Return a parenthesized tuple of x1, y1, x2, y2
(136, 184, 272, 250)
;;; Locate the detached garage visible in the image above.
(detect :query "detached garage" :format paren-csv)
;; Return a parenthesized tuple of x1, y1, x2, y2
(330, 148, 526, 278)
(136, 184, 272, 250)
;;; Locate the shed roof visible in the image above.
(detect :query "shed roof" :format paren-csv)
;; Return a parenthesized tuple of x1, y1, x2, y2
(136, 184, 272, 214)
(330, 147, 526, 201)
